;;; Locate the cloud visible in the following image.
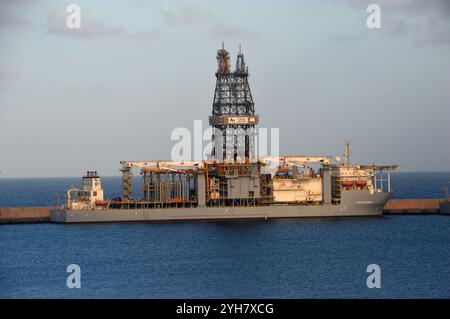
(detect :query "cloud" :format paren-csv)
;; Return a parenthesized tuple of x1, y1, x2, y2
(329, 0, 450, 45)
(0, 11, 33, 28)
(414, 19, 450, 46)
(388, 18, 450, 46)
(0, 0, 39, 29)
(387, 19, 410, 38)
(161, 5, 260, 40)
(161, 5, 213, 26)
(333, 0, 450, 15)
(386, 0, 450, 17)
(213, 22, 261, 40)
(46, 7, 160, 40)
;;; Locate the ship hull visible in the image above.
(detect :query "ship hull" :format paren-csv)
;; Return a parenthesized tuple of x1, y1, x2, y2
(51, 190, 391, 223)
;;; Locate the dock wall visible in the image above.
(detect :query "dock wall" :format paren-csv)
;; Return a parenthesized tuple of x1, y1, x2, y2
(383, 199, 441, 215)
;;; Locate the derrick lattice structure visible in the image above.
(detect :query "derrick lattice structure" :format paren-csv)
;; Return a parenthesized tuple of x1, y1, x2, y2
(209, 44, 258, 163)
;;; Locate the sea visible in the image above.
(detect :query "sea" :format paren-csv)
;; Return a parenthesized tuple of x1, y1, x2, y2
(0, 172, 449, 298)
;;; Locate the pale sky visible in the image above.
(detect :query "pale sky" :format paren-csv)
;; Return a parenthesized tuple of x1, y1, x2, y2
(1, 0, 450, 177)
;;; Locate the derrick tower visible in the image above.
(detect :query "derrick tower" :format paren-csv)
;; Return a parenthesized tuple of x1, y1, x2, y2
(209, 44, 258, 163)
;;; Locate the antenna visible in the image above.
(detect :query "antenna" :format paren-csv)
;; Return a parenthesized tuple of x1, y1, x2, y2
(236, 44, 246, 74)
(343, 140, 352, 165)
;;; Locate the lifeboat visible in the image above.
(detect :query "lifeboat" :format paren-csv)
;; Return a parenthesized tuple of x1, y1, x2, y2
(95, 200, 109, 206)
(171, 197, 182, 203)
(341, 181, 354, 187)
(355, 180, 367, 187)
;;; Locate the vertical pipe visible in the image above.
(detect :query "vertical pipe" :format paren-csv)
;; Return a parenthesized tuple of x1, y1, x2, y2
(145, 172, 149, 201)
(158, 176, 161, 202)
(374, 173, 377, 191)
(380, 170, 383, 192)
(388, 172, 391, 193)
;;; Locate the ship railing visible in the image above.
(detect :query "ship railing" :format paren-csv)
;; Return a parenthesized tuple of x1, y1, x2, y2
(363, 164, 399, 193)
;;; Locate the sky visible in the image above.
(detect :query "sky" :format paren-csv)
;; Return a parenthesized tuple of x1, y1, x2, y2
(1, 0, 450, 177)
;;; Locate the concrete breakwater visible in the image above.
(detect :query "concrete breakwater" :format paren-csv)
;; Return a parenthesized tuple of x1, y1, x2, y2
(0, 207, 52, 224)
(383, 199, 441, 215)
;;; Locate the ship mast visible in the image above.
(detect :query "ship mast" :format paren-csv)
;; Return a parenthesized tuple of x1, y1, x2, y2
(343, 140, 352, 165)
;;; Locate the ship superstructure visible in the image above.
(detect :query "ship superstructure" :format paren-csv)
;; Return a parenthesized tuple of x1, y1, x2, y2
(51, 45, 399, 223)
(66, 171, 104, 210)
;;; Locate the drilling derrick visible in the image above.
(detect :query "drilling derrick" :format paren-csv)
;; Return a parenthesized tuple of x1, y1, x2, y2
(210, 44, 258, 163)
(206, 44, 263, 207)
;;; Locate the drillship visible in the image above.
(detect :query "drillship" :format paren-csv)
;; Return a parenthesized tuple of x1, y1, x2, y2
(51, 45, 398, 223)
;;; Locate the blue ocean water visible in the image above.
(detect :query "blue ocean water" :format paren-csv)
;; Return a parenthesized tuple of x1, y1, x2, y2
(0, 172, 450, 298)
